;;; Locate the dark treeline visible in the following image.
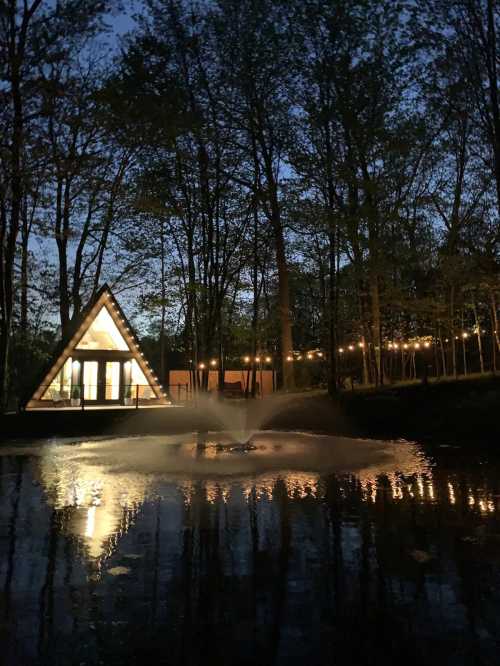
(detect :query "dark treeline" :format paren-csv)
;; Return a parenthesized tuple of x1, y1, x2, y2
(2, 0, 500, 407)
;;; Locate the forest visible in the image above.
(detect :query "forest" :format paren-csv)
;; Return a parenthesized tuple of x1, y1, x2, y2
(1, 0, 500, 408)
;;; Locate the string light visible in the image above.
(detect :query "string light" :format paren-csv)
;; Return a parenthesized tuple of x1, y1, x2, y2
(230, 335, 478, 364)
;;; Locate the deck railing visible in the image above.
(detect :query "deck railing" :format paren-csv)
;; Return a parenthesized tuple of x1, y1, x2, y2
(37, 384, 163, 410)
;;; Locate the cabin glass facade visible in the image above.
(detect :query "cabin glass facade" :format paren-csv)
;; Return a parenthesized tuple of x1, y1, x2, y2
(27, 286, 169, 409)
(76, 306, 128, 351)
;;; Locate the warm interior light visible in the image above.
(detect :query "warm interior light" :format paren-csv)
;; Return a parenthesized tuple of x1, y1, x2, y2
(255, 356, 261, 363)
(265, 356, 272, 363)
(307, 353, 313, 359)
(76, 306, 129, 351)
(338, 347, 344, 353)
(199, 363, 205, 370)
(244, 356, 250, 363)
(286, 355, 293, 362)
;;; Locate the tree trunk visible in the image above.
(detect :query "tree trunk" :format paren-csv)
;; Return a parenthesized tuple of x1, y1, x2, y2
(327, 225, 338, 395)
(20, 203, 29, 335)
(160, 219, 167, 384)
(472, 302, 484, 374)
(251, 207, 259, 398)
(0, 329, 11, 411)
(0, 2, 36, 409)
(450, 285, 457, 377)
(485, 0, 500, 218)
(370, 278, 382, 386)
(275, 228, 294, 391)
(490, 290, 500, 353)
(361, 338, 369, 385)
(439, 334, 447, 377)
(491, 309, 497, 373)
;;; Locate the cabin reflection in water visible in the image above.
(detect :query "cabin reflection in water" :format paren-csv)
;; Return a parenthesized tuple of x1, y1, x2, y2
(2, 439, 500, 666)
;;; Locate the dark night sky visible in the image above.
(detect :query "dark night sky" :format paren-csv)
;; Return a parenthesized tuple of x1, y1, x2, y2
(108, 4, 138, 42)
(111, 12, 135, 36)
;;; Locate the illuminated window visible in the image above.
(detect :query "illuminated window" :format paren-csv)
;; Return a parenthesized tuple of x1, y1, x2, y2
(41, 357, 72, 400)
(130, 359, 154, 398)
(105, 362, 120, 400)
(76, 307, 129, 351)
(83, 361, 98, 400)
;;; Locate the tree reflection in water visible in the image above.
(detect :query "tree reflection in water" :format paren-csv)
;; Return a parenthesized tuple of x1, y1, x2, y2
(0, 433, 499, 665)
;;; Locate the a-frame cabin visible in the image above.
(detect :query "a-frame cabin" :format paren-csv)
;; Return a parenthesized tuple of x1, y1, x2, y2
(26, 285, 170, 410)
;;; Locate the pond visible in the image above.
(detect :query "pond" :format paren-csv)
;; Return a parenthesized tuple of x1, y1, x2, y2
(1, 432, 499, 665)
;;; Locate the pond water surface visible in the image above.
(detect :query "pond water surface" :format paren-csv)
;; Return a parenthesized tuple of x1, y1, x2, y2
(1, 432, 500, 666)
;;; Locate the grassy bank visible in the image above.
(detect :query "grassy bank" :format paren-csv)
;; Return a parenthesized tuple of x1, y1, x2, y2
(264, 375, 500, 445)
(1, 374, 499, 444)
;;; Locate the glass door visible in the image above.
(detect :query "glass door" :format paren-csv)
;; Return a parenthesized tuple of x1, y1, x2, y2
(82, 359, 122, 403)
(83, 361, 99, 401)
(104, 361, 121, 402)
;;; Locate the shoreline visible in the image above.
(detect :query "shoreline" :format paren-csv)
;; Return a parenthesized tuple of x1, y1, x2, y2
(1, 375, 499, 447)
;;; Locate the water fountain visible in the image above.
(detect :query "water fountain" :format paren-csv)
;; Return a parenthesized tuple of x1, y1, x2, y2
(193, 392, 295, 451)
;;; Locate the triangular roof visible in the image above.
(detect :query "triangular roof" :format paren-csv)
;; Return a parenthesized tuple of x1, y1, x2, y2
(26, 285, 167, 408)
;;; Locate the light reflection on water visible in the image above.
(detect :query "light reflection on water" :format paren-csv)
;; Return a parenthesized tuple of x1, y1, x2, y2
(1, 432, 500, 665)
